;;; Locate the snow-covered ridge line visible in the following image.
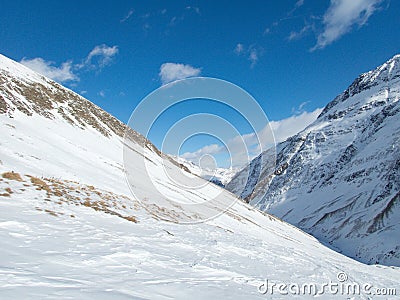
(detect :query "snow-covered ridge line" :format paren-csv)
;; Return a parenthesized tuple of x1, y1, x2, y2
(319, 54, 400, 119)
(0, 53, 126, 138)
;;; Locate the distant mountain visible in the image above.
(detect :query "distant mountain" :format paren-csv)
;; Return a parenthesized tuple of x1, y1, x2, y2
(3, 53, 398, 297)
(171, 155, 240, 187)
(227, 54, 400, 267)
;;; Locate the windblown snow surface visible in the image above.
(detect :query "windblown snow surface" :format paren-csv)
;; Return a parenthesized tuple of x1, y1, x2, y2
(0, 54, 399, 299)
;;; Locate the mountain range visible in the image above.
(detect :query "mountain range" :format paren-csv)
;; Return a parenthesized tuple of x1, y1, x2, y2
(227, 54, 400, 267)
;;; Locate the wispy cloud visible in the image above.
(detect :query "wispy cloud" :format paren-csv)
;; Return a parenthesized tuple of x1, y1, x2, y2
(159, 63, 201, 85)
(288, 0, 305, 16)
(248, 48, 259, 68)
(265, 0, 306, 34)
(181, 144, 223, 161)
(178, 108, 323, 167)
(296, 0, 305, 7)
(168, 16, 178, 26)
(291, 101, 311, 115)
(288, 23, 314, 41)
(263, 27, 271, 35)
(134, 6, 199, 34)
(20, 58, 78, 83)
(312, 0, 383, 51)
(234, 43, 245, 55)
(168, 5, 201, 28)
(234, 44, 263, 68)
(120, 9, 134, 23)
(185, 6, 201, 15)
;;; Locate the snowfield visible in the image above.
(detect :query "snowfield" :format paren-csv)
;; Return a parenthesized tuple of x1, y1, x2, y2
(0, 54, 399, 299)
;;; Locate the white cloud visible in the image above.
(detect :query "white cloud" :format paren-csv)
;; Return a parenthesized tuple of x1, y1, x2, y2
(312, 0, 383, 50)
(295, 0, 305, 8)
(234, 44, 263, 68)
(241, 108, 323, 163)
(185, 6, 200, 15)
(288, 24, 313, 41)
(177, 108, 323, 167)
(227, 110, 323, 164)
(20, 57, 78, 83)
(168, 6, 201, 28)
(181, 144, 223, 161)
(291, 101, 311, 115)
(159, 63, 201, 85)
(249, 48, 259, 68)
(288, 0, 305, 15)
(83, 44, 119, 69)
(98, 90, 105, 97)
(234, 43, 244, 55)
(120, 9, 134, 23)
(265, 108, 323, 146)
(20, 44, 119, 84)
(169, 16, 178, 26)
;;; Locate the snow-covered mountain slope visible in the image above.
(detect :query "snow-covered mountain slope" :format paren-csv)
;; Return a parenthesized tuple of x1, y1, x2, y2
(171, 155, 239, 187)
(226, 54, 400, 267)
(1, 53, 399, 298)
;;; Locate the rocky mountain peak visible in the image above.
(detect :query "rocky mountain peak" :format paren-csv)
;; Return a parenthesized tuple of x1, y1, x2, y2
(319, 54, 400, 119)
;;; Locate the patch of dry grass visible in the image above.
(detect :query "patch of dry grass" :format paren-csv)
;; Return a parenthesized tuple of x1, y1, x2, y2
(29, 176, 52, 196)
(0, 186, 13, 197)
(1, 170, 139, 223)
(122, 216, 138, 223)
(2, 172, 23, 181)
(44, 209, 63, 217)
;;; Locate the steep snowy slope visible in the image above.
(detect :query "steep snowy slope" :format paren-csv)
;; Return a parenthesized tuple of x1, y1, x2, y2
(1, 54, 399, 298)
(227, 54, 400, 267)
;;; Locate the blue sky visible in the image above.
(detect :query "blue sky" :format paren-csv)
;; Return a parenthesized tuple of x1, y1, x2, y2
(1, 0, 399, 167)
